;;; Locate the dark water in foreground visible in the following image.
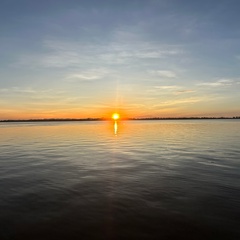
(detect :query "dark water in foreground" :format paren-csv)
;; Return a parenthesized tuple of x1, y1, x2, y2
(0, 120, 240, 240)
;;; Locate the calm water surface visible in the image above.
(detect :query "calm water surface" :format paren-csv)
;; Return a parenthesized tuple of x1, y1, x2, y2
(0, 120, 240, 239)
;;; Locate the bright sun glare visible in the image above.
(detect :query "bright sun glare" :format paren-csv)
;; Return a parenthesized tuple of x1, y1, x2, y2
(112, 113, 120, 120)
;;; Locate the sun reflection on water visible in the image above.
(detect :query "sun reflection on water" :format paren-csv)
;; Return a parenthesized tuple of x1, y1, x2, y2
(114, 121, 118, 136)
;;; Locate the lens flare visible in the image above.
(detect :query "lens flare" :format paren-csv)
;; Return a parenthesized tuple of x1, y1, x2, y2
(112, 113, 120, 120)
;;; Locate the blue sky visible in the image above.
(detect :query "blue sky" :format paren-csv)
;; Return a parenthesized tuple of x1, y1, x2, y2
(0, 0, 240, 119)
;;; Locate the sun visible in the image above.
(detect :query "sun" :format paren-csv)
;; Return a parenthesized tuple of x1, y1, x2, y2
(112, 113, 120, 120)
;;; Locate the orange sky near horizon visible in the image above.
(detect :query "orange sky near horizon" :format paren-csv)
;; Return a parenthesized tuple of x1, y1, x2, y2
(0, 104, 239, 120)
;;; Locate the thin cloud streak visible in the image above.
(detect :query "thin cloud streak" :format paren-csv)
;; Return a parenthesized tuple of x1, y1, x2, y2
(152, 97, 204, 108)
(175, 90, 195, 94)
(150, 70, 177, 78)
(154, 85, 179, 90)
(197, 79, 234, 87)
(66, 69, 109, 81)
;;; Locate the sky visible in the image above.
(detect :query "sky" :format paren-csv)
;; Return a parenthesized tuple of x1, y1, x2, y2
(0, 0, 240, 119)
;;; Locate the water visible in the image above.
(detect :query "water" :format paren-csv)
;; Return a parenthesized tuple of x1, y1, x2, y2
(0, 120, 240, 240)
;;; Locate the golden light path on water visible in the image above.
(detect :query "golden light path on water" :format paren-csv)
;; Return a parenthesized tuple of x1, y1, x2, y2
(112, 113, 120, 136)
(114, 121, 118, 135)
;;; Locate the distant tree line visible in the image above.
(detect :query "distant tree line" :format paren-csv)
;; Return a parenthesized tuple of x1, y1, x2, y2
(0, 118, 103, 122)
(129, 117, 240, 120)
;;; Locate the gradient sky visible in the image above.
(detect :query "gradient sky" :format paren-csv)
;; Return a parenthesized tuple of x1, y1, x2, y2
(1, 0, 240, 119)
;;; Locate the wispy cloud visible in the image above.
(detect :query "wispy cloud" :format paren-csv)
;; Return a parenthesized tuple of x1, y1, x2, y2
(0, 87, 36, 94)
(154, 85, 179, 90)
(146, 85, 196, 99)
(197, 79, 234, 87)
(16, 32, 184, 69)
(152, 97, 203, 108)
(66, 69, 109, 81)
(175, 89, 195, 94)
(99, 44, 182, 64)
(150, 70, 177, 78)
(0, 87, 65, 96)
(0, 87, 67, 106)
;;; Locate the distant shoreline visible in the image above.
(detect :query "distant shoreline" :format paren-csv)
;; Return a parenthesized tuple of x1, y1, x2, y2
(0, 117, 240, 122)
